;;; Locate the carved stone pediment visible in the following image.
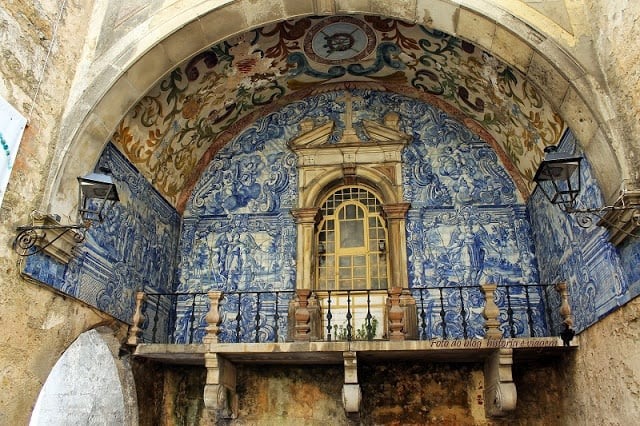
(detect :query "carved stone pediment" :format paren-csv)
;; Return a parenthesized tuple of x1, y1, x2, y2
(288, 113, 411, 175)
(362, 112, 408, 143)
(289, 113, 410, 150)
(288, 119, 334, 149)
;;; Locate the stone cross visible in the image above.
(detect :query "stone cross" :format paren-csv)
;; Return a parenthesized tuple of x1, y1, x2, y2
(336, 92, 361, 143)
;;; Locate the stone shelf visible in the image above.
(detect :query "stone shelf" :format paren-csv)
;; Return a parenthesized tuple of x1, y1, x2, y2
(133, 336, 577, 365)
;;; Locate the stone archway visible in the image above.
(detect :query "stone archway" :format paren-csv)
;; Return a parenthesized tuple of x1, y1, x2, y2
(30, 328, 137, 425)
(47, 0, 625, 221)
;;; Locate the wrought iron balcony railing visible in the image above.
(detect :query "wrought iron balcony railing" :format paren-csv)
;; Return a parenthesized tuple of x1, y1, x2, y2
(126, 283, 574, 346)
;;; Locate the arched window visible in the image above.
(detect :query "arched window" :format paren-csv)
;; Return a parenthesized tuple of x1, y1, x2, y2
(288, 108, 411, 293)
(316, 186, 388, 290)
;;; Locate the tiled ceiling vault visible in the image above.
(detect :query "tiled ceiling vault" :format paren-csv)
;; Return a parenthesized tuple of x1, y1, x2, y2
(113, 15, 564, 212)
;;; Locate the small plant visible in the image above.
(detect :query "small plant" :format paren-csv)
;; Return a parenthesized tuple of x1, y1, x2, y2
(333, 317, 378, 341)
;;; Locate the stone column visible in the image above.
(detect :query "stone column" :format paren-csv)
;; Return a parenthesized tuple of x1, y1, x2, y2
(481, 283, 502, 339)
(382, 203, 410, 289)
(204, 291, 224, 347)
(126, 292, 145, 346)
(291, 208, 320, 290)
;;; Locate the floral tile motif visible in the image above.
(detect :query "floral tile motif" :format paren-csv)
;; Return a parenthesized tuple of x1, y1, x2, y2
(113, 15, 564, 209)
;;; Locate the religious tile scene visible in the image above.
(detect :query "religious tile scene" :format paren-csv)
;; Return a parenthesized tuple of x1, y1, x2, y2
(1, 2, 639, 425)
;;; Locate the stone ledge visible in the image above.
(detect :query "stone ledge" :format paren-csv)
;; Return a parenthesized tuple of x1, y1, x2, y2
(134, 336, 578, 365)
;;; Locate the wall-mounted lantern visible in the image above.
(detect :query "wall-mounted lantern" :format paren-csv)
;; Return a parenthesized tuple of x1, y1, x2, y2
(533, 145, 640, 244)
(14, 171, 120, 262)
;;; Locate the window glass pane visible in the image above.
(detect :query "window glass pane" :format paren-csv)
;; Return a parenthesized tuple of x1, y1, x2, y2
(339, 280, 352, 290)
(339, 268, 352, 279)
(340, 218, 364, 248)
(339, 256, 351, 267)
(346, 205, 356, 219)
(327, 241, 335, 252)
(354, 278, 366, 288)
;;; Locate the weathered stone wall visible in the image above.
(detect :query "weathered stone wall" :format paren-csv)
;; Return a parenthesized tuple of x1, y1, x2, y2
(133, 361, 208, 426)
(235, 365, 347, 424)
(0, 1, 93, 214)
(360, 362, 481, 425)
(559, 298, 640, 424)
(0, 2, 132, 425)
(131, 359, 576, 425)
(131, 359, 166, 426)
(0, 282, 129, 425)
(588, 0, 640, 186)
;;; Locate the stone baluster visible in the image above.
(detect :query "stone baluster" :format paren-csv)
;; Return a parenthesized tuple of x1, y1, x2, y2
(387, 287, 405, 341)
(127, 291, 145, 346)
(204, 291, 224, 346)
(294, 289, 311, 341)
(555, 281, 573, 328)
(481, 283, 502, 339)
(555, 281, 575, 346)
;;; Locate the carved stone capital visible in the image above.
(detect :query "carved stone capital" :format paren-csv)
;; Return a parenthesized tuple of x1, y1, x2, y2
(290, 207, 320, 225)
(382, 203, 411, 220)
